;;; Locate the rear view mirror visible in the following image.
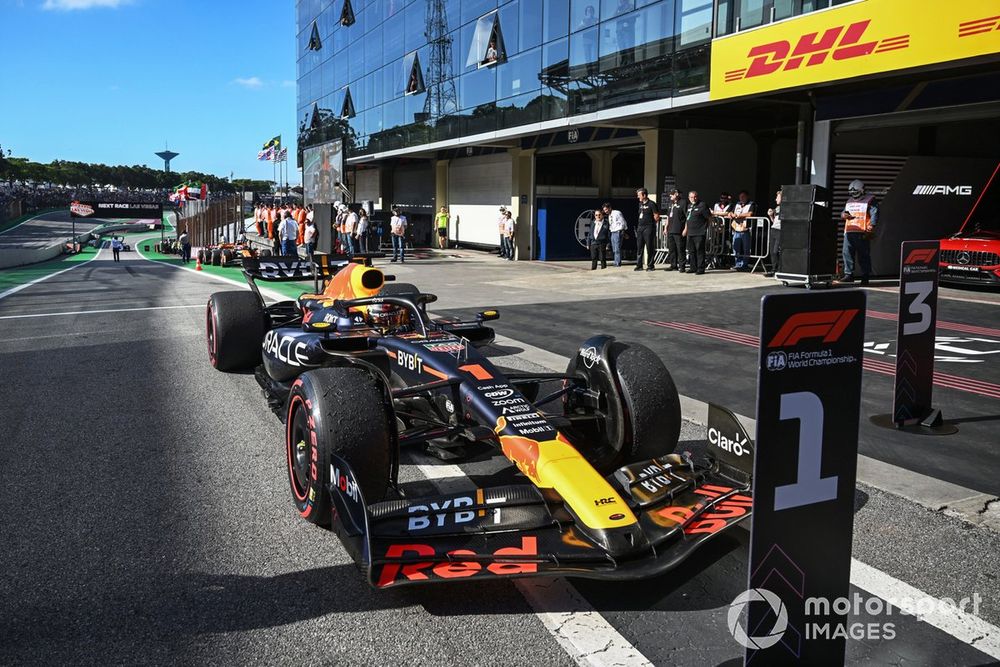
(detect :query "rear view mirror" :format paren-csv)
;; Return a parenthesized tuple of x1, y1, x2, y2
(477, 309, 499, 322)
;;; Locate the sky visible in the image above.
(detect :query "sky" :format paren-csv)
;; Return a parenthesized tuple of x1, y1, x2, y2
(1, 0, 300, 184)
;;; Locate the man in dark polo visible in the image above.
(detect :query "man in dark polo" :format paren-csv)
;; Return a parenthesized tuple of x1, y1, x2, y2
(663, 188, 687, 271)
(683, 190, 712, 274)
(634, 187, 659, 272)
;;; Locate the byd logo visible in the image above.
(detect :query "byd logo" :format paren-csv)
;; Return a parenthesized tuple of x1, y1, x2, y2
(725, 20, 910, 83)
(768, 310, 858, 348)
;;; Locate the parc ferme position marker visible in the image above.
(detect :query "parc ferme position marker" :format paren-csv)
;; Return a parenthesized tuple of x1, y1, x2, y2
(745, 290, 866, 665)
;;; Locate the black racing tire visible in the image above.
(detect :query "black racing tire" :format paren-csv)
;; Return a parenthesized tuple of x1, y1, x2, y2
(565, 340, 681, 473)
(206, 291, 268, 372)
(285, 367, 395, 526)
(197, 249, 207, 264)
(259, 248, 273, 257)
(211, 249, 223, 266)
(221, 249, 234, 266)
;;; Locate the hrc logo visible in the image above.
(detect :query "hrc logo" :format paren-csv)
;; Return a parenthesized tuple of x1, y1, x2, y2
(724, 20, 910, 83)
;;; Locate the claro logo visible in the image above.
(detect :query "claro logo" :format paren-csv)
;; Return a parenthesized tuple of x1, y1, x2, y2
(724, 20, 910, 83)
(768, 310, 859, 348)
(912, 185, 973, 196)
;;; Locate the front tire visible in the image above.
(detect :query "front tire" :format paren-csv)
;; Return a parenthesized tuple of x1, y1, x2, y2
(285, 367, 396, 526)
(206, 291, 267, 371)
(565, 338, 681, 473)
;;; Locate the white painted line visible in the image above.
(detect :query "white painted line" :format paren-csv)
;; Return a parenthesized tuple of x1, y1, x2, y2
(133, 236, 288, 302)
(0, 246, 104, 302)
(491, 330, 1000, 658)
(404, 450, 654, 667)
(851, 559, 1000, 661)
(0, 303, 204, 320)
(0, 209, 63, 235)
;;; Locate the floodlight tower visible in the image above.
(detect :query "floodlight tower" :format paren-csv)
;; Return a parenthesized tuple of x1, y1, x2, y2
(156, 146, 179, 172)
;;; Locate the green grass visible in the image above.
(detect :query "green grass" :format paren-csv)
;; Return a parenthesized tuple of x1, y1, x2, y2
(133, 236, 315, 300)
(0, 245, 100, 294)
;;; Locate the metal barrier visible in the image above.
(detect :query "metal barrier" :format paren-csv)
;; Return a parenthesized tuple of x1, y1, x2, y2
(653, 215, 772, 272)
(743, 216, 772, 273)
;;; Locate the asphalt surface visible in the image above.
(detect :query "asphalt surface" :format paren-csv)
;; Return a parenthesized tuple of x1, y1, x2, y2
(1, 246, 998, 665)
(0, 210, 103, 249)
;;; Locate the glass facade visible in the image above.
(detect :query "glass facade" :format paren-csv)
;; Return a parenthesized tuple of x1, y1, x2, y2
(296, 0, 714, 159)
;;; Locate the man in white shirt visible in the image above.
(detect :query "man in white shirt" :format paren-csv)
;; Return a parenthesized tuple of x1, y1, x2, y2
(502, 211, 515, 261)
(730, 190, 755, 271)
(390, 208, 407, 263)
(602, 202, 627, 267)
(344, 208, 358, 255)
(280, 211, 299, 257)
(497, 206, 508, 257)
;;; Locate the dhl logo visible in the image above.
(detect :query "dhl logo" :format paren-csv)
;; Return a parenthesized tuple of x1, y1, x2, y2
(959, 14, 1000, 37)
(724, 20, 910, 83)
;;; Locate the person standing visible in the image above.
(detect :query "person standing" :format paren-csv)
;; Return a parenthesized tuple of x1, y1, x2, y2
(497, 206, 509, 257)
(303, 219, 317, 257)
(356, 208, 370, 253)
(280, 210, 299, 257)
(603, 202, 626, 267)
(267, 205, 280, 256)
(111, 236, 122, 262)
(344, 207, 357, 255)
(840, 179, 878, 285)
(634, 188, 659, 272)
(730, 190, 755, 271)
(766, 189, 782, 276)
(436, 206, 449, 249)
(390, 208, 407, 263)
(179, 229, 191, 264)
(503, 210, 516, 261)
(683, 190, 712, 275)
(663, 189, 687, 272)
(590, 209, 610, 270)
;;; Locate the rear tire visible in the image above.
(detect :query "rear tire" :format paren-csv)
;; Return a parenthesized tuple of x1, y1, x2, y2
(259, 248, 273, 257)
(565, 340, 681, 473)
(211, 249, 222, 266)
(206, 291, 268, 371)
(285, 367, 395, 526)
(221, 249, 234, 266)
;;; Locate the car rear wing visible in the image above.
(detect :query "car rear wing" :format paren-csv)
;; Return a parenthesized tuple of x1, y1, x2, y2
(329, 451, 752, 589)
(242, 252, 389, 296)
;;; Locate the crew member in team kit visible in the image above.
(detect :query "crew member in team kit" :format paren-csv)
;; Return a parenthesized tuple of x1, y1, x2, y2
(663, 189, 687, 272)
(840, 179, 878, 285)
(730, 190, 755, 271)
(634, 188, 659, 272)
(436, 206, 449, 249)
(683, 190, 712, 275)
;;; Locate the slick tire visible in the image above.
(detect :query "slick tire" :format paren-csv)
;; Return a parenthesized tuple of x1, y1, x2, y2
(206, 291, 268, 372)
(211, 249, 223, 266)
(221, 249, 234, 266)
(259, 248, 273, 257)
(197, 249, 207, 264)
(285, 367, 395, 526)
(566, 340, 681, 473)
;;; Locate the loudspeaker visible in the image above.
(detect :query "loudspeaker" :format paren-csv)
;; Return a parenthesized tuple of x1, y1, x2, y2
(780, 218, 837, 275)
(781, 184, 831, 204)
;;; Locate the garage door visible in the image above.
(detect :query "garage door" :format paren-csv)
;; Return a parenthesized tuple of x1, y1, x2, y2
(355, 167, 380, 204)
(448, 152, 512, 247)
(392, 163, 434, 209)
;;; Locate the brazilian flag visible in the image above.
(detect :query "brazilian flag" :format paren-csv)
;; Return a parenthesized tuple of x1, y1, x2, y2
(262, 135, 281, 151)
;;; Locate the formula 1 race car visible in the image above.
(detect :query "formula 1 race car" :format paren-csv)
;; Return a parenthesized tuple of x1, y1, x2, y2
(197, 241, 270, 267)
(206, 255, 753, 588)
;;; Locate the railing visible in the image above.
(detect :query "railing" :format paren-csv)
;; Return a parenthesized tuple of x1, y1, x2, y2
(654, 215, 772, 272)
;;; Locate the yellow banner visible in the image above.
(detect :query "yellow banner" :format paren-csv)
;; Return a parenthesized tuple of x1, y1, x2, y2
(710, 0, 1000, 100)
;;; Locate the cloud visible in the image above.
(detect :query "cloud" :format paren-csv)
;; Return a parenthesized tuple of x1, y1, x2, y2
(43, 0, 130, 9)
(281, 80, 296, 88)
(234, 77, 264, 89)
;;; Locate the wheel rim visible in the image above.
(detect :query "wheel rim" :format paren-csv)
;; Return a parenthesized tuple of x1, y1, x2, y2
(286, 396, 310, 502)
(206, 304, 218, 365)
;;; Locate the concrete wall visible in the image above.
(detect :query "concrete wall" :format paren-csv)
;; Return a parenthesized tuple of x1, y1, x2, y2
(672, 129, 758, 201)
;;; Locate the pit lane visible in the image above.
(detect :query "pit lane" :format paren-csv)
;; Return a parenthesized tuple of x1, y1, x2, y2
(1, 247, 998, 665)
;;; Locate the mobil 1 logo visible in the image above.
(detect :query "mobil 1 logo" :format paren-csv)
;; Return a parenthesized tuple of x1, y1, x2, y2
(746, 291, 866, 666)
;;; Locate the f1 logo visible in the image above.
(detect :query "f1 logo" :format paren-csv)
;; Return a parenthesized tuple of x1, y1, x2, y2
(768, 310, 859, 348)
(904, 248, 937, 265)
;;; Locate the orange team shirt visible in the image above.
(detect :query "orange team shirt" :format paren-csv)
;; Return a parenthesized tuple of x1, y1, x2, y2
(296, 212, 306, 245)
(267, 209, 277, 239)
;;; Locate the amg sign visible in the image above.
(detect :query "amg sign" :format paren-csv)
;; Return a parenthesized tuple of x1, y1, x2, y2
(911, 185, 973, 196)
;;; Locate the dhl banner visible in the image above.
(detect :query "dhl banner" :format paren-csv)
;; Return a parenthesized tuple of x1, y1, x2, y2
(710, 0, 1000, 100)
